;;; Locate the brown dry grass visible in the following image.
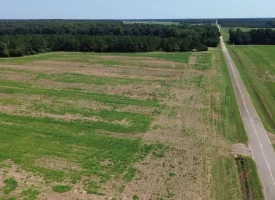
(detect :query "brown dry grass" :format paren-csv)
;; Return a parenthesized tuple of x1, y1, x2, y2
(87, 52, 232, 200)
(116, 105, 155, 115)
(99, 55, 186, 68)
(114, 51, 233, 200)
(2, 60, 182, 80)
(188, 53, 197, 66)
(35, 157, 82, 172)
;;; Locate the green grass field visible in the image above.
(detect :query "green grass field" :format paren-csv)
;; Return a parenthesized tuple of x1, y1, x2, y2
(0, 50, 251, 199)
(219, 27, 269, 199)
(225, 45, 275, 134)
(221, 27, 275, 133)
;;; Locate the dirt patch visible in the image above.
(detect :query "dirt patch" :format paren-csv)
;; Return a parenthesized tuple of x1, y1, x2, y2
(0, 104, 137, 127)
(0, 160, 118, 200)
(121, 148, 204, 200)
(144, 114, 187, 148)
(113, 118, 132, 127)
(64, 99, 113, 111)
(41, 113, 101, 122)
(188, 54, 197, 66)
(30, 78, 161, 101)
(262, 70, 275, 83)
(0, 71, 35, 83)
(99, 55, 152, 60)
(96, 130, 143, 140)
(0, 105, 131, 125)
(38, 192, 106, 200)
(99, 55, 186, 68)
(233, 143, 252, 157)
(1, 61, 182, 83)
(32, 60, 182, 80)
(35, 157, 81, 172)
(268, 132, 275, 144)
(133, 60, 184, 68)
(116, 105, 155, 115)
(0, 160, 43, 197)
(0, 104, 28, 115)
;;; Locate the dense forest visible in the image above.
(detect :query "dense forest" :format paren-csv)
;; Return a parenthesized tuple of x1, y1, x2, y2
(0, 20, 220, 57)
(218, 18, 275, 28)
(0, 20, 198, 36)
(229, 28, 275, 45)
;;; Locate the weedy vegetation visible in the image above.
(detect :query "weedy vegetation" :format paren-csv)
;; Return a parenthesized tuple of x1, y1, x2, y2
(0, 50, 254, 199)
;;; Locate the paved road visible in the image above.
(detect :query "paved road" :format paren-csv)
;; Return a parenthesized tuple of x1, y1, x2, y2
(218, 24, 275, 200)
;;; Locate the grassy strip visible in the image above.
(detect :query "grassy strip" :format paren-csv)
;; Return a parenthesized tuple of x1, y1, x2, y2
(34, 103, 153, 133)
(0, 111, 159, 183)
(122, 52, 191, 63)
(227, 46, 275, 132)
(0, 84, 159, 107)
(0, 51, 191, 64)
(235, 157, 264, 200)
(52, 185, 72, 193)
(212, 156, 242, 200)
(221, 27, 275, 132)
(219, 50, 247, 143)
(36, 73, 143, 85)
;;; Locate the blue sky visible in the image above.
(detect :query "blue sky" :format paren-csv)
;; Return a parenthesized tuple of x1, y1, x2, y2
(1, 0, 275, 19)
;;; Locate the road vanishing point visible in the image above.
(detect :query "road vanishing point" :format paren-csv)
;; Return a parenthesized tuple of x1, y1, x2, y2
(218, 24, 275, 200)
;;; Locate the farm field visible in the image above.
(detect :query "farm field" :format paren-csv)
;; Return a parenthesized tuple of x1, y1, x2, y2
(226, 45, 275, 139)
(0, 50, 248, 200)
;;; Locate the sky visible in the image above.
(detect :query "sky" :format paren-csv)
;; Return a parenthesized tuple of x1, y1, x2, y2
(1, 0, 275, 19)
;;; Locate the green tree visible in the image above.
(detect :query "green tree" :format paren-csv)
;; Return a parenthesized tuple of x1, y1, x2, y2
(0, 41, 9, 57)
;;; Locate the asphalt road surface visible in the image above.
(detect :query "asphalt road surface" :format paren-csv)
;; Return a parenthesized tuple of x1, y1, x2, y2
(218, 24, 275, 200)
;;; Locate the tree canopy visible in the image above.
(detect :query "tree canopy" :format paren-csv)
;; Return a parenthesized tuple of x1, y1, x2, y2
(229, 28, 275, 45)
(0, 20, 220, 57)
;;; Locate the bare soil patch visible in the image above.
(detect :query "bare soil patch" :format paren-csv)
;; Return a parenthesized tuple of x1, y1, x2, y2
(0, 160, 43, 197)
(130, 60, 184, 68)
(2, 61, 181, 81)
(30, 78, 163, 101)
(188, 54, 197, 66)
(64, 99, 113, 111)
(99, 55, 152, 60)
(35, 157, 81, 172)
(116, 105, 155, 115)
(268, 132, 275, 144)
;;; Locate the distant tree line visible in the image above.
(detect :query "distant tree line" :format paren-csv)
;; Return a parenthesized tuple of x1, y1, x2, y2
(219, 18, 275, 28)
(0, 20, 219, 37)
(229, 28, 275, 45)
(124, 19, 216, 24)
(0, 35, 212, 57)
(0, 20, 220, 57)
